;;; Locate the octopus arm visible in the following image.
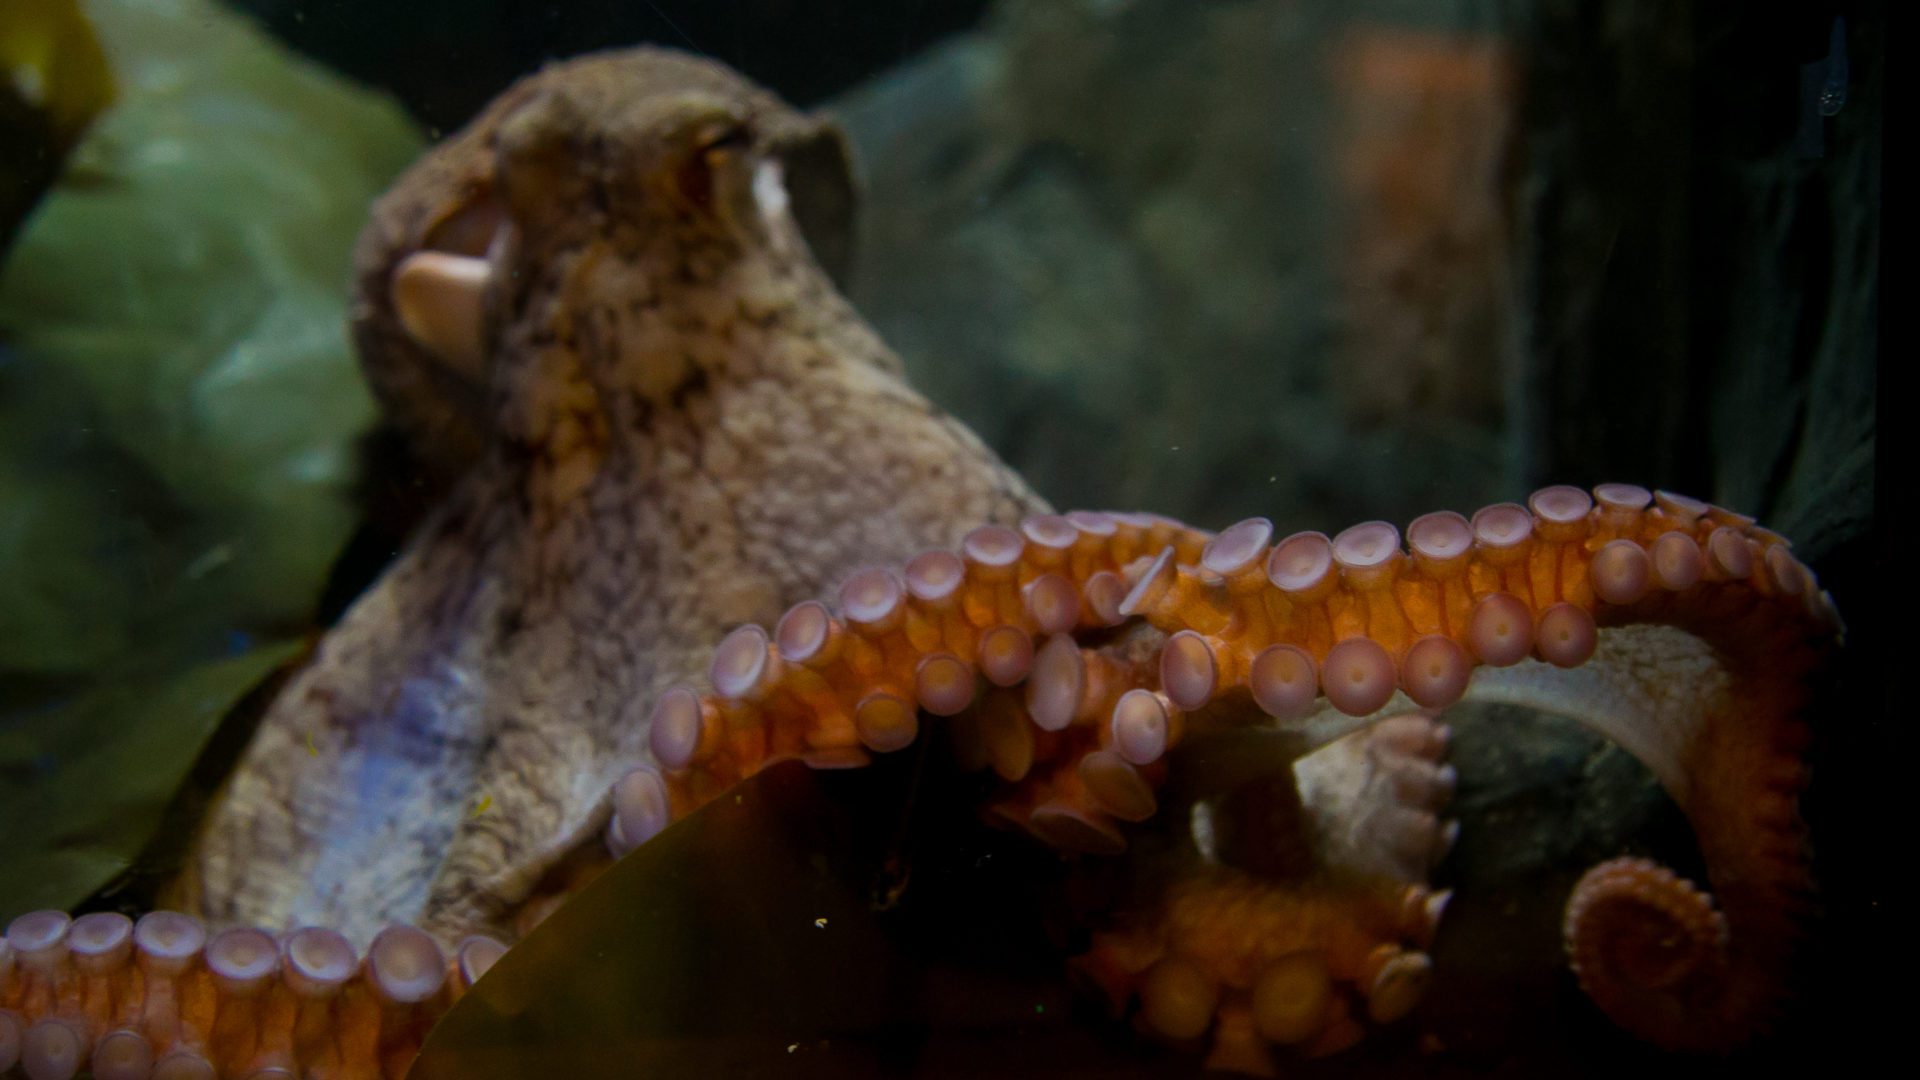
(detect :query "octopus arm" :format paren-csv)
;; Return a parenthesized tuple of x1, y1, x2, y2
(1, 908, 502, 1080)
(2, 486, 1836, 1076)
(617, 485, 1838, 1061)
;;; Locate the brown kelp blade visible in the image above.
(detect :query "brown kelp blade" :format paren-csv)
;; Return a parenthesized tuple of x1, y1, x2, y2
(410, 760, 1186, 1079)
(413, 762, 903, 1077)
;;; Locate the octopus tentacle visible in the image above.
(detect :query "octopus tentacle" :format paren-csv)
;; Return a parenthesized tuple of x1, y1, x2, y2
(607, 483, 1836, 1061)
(1564, 857, 1734, 1048)
(1293, 712, 1460, 884)
(0, 909, 500, 1080)
(5, 486, 1833, 1075)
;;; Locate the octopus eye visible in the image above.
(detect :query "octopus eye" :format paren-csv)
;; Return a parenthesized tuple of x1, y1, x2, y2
(669, 121, 755, 215)
(697, 122, 752, 156)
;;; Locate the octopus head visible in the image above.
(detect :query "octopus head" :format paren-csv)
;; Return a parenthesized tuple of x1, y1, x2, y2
(348, 48, 856, 485)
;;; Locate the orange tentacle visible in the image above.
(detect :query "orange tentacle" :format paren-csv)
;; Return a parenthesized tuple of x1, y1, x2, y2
(614, 483, 1836, 1063)
(0, 912, 501, 1079)
(1, 485, 1839, 1075)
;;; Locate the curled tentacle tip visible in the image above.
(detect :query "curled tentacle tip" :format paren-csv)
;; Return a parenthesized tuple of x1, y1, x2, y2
(1564, 857, 1732, 1050)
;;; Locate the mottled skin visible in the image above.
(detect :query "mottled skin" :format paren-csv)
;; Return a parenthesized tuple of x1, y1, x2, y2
(166, 49, 1043, 948)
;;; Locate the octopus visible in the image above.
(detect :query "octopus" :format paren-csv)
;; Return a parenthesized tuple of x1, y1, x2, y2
(0, 47, 1843, 1080)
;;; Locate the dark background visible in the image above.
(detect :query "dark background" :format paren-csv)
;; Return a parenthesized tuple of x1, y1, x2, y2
(229, 0, 994, 133)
